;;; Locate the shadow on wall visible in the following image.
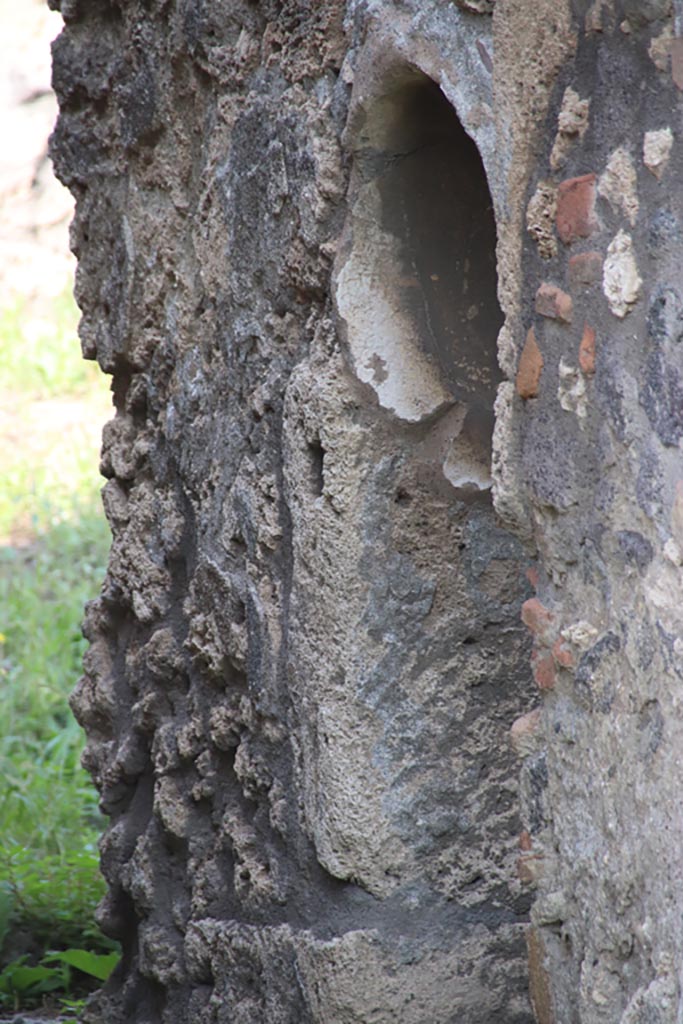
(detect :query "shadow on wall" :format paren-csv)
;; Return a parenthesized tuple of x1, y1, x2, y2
(337, 66, 503, 492)
(328, 61, 539, 1020)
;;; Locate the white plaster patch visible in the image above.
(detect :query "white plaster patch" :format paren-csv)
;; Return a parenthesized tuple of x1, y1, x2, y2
(557, 358, 587, 419)
(598, 147, 638, 226)
(442, 442, 492, 491)
(336, 183, 452, 423)
(491, 382, 533, 539)
(643, 127, 673, 180)
(550, 87, 590, 170)
(602, 230, 642, 318)
(561, 620, 599, 650)
(414, 404, 493, 492)
(663, 538, 682, 566)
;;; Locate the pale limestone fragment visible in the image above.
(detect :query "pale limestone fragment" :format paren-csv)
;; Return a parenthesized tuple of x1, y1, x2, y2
(532, 890, 569, 927)
(492, 382, 534, 540)
(643, 555, 683, 634)
(295, 927, 509, 1024)
(643, 127, 673, 179)
(663, 538, 682, 566)
(557, 358, 587, 418)
(497, 321, 517, 379)
(453, 0, 495, 10)
(649, 23, 673, 71)
(441, 407, 493, 491)
(602, 230, 642, 317)
(561, 620, 599, 650)
(670, 480, 683, 546)
(336, 181, 452, 423)
(598, 147, 638, 225)
(510, 708, 543, 757)
(526, 181, 558, 260)
(550, 87, 590, 170)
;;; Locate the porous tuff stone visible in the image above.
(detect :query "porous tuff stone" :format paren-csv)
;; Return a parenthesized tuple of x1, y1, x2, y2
(50, 1, 683, 1022)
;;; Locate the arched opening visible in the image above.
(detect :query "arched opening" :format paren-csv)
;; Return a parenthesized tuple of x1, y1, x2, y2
(328, 64, 537, 1020)
(337, 66, 502, 491)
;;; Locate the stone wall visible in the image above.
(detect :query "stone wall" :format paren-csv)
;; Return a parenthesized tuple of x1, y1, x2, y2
(49, 0, 683, 1021)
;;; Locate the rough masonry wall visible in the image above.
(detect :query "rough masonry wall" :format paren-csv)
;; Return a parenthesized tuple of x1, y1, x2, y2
(49, 0, 683, 1021)
(508, 4, 683, 1023)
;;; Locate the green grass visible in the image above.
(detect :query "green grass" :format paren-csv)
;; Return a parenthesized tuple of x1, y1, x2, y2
(0, 287, 117, 1007)
(0, 508, 110, 947)
(0, 440, 106, 551)
(0, 290, 100, 398)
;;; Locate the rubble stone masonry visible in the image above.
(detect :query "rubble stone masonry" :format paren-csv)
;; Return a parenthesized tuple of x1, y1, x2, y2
(50, 0, 683, 1020)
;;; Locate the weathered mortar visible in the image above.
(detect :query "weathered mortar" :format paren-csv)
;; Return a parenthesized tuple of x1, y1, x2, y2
(509, 3, 683, 1021)
(49, 0, 683, 1021)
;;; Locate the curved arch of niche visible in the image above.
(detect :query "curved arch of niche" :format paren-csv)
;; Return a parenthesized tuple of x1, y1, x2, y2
(335, 63, 503, 493)
(331, 58, 538, 1011)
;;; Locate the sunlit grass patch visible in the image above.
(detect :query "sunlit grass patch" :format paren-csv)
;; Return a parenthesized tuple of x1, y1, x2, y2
(0, 496, 112, 954)
(0, 289, 100, 398)
(0, 427, 107, 545)
(0, 283, 116, 1000)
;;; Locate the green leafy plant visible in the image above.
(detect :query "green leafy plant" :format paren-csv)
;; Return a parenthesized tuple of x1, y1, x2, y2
(0, 954, 69, 1011)
(1, 845, 113, 953)
(0, 947, 120, 1012)
(60, 995, 88, 1023)
(45, 948, 120, 982)
(0, 884, 13, 953)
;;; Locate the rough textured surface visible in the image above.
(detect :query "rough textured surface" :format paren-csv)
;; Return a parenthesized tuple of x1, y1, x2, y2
(50, 0, 683, 1021)
(512, 2, 683, 1021)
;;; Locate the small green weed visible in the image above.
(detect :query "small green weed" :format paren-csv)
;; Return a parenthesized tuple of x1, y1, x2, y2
(0, 954, 68, 1012)
(0, 947, 120, 1012)
(60, 996, 88, 1024)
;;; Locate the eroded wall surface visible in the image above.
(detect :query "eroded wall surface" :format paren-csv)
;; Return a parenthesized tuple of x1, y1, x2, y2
(49, 0, 683, 1021)
(509, 4, 683, 1022)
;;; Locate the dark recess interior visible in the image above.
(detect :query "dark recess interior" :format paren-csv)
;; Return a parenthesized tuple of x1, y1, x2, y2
(374, 72, 503, 452)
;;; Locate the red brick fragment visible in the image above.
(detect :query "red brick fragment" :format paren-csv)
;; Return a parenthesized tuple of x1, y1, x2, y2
(532, 651, 556, 691)
(568, 250, 603, 287)
(535, 283, 573, 323)
(519, 830, 533, 851)
(528, 928, 556, 1024)
(578, 324, 596, 375)
(518, 853, 544, 884)
(552, 637, 575, 669)
(516, 328, 543, 399)
(556, 173, 598, 244)
(521, 597, 555, 641)
(526, 566, 540, 590)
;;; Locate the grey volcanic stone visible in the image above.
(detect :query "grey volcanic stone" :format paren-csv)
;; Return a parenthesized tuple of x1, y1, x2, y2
(50, 0, 683, 1021)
